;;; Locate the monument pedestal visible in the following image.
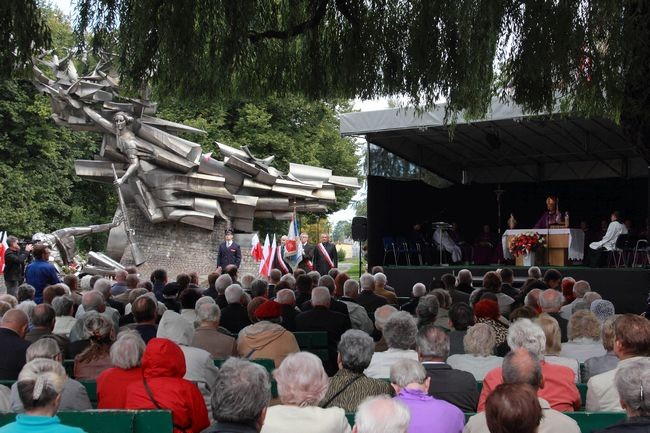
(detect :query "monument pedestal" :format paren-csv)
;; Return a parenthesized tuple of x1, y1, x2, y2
(118, 205, 258, 279)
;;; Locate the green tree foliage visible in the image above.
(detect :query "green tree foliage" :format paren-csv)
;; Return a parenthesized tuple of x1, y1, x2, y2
(4, 2, 649, 159)
(332, 220, 352, 243)
(0, 79, 116, 242)
(63, 1, 648, 157)
(0, 1, 51, 78)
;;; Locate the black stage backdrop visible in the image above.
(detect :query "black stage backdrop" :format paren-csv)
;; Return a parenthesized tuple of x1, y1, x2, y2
(366, 175, 648, 266)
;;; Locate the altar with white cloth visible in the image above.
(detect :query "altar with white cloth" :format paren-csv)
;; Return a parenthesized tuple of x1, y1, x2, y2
(502, 229, 585, 266)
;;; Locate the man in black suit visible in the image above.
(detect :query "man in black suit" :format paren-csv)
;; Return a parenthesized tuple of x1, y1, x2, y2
(498, 267, 520, 298)
(401, 283, 427, 315)
(312, 233, 337, 277)
(417, 325, 478, 412)
(298, 232, 315, 272)
(220, 284, 251, 334)
(217, 229, 241, 270)
(276, 288, 299, 332)
(441, 273, 470, 305)
(455, 269, 475, 295)
(356, 273, 388, 315)
(299, 275, 350, 317)
(0, 309, 31, 380)
(274, 235, 293, 275)
(296, 287, 351, 375)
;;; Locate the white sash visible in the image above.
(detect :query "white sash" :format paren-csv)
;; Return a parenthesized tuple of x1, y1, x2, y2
(276, 246, 290, 273)
(317, 243, 335, 269)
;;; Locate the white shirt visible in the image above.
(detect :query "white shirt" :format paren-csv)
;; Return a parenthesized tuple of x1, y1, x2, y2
(590, 221, 627, 251)
(560, 338, 607, 363)
(364, 348, 419, 379)
(262, 405, 350, 433)
(447, 354, 503, 381)
(52, 316, 77, 337)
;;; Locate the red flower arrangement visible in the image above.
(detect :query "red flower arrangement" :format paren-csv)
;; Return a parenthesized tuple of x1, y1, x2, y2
(508, 232, 545, 257)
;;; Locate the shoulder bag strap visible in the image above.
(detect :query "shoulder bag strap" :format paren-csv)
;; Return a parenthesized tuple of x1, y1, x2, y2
(143, 377, 192, 433)
(321, 374, 363, 408)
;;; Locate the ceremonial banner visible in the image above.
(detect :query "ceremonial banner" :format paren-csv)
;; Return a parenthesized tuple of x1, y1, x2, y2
(284, 211, 303, 269)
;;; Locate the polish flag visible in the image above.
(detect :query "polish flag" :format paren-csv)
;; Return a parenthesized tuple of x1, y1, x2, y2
(259, 235, 277, 277)
(251, 233, 264, 261)
(258, 235, 270, 275)
(0, 232, 7, 275)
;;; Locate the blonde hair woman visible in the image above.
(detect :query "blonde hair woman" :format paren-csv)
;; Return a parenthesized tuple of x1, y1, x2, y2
(535, 313, 580, 383)
(2, 359, 87, 433)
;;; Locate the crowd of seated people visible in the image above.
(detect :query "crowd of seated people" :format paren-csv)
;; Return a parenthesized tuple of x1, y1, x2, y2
(0, 264, 649, 433)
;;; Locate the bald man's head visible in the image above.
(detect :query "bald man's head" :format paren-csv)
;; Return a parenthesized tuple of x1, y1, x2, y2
(0, 309, 29, 338)
(501, 348, 543, 390)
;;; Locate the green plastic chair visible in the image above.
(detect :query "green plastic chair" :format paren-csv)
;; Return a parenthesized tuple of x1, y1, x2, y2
(576, 383, 588, 409)
(79, 380, 98, 409)
(565, 411, 627, 433)
(293, 331, 329, 362)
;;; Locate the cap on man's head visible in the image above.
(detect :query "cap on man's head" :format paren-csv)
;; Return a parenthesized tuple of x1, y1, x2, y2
(224, 228, 234, 235)
(254, 300, 283, 320)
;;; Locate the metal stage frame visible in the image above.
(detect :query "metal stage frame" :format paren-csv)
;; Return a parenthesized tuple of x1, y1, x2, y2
(383, 265, 649, 315)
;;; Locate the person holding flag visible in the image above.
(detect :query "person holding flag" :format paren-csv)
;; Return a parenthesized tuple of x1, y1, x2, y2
(312, 233, 338, 276)
(297, 232, 314, 272)
(274, 236, 293, 275)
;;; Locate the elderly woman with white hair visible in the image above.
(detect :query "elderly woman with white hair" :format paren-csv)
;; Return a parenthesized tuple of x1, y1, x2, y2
(9, 338, 92, 412)
(447, 323, 503, 380)
(320, 330, 393, 412)
(364, 312, 419, 379)
(96, 331, 146, 408)
(261, 352, 351, 433)
(51, 296, 77, 337)
(477, 318, 581, 412)
(601, 358, 650, 432)
(2, 359, 87, 433)
(560, 310, 607, 363)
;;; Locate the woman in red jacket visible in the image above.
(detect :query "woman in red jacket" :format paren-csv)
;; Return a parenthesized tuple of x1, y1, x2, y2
(125, 338, 210, 433)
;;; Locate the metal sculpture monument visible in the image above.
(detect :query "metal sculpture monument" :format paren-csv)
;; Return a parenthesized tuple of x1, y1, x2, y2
(32, 50, 358, 274)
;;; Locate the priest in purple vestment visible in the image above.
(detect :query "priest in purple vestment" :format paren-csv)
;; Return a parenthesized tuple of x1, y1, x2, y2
(533, 196, 564, 229)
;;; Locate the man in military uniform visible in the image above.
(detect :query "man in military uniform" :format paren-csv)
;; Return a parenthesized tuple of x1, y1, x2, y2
(217, 228, 242, 271)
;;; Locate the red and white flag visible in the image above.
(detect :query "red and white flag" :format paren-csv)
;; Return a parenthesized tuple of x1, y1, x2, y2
(259, 235, 277, 277)
(0, 232, 7, 275)
(251, 233, 264, 262)
(258, 235, 271, 276)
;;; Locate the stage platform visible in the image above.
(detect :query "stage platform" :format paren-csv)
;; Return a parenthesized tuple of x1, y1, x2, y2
(383, 265, 650, 315)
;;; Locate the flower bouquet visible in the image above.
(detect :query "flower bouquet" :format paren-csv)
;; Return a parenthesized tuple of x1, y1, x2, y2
(508, 232, 546, 257)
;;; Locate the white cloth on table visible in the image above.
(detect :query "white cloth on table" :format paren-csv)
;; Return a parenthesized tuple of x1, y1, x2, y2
(502, 229, 585, 260)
